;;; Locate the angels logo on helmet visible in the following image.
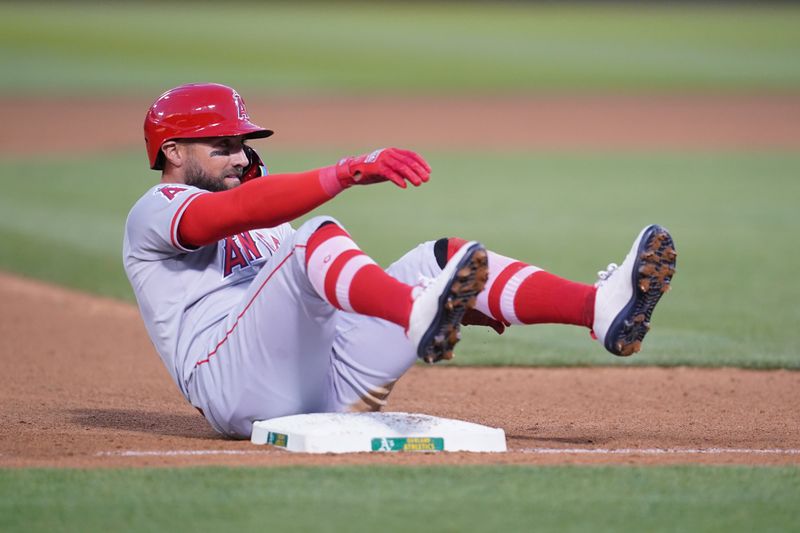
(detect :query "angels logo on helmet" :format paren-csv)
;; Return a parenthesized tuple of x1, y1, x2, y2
(233, 91, 249, 121)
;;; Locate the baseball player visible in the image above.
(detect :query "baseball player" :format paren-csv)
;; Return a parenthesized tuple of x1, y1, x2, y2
(124, 83, 677, 438)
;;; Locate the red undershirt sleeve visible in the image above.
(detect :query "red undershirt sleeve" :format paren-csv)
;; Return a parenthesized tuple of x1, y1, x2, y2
(177, 167, 341, 248)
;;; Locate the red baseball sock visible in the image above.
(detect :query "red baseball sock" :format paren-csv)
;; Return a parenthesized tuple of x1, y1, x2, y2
(512, 271, 596, 327)
(448, 237, 595, 327)
(305, 223, 413, 328)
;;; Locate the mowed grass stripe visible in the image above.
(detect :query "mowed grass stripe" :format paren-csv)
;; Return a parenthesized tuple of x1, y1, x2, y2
(1, 466, 798, 533)
(1, 3, 799, 93)
(1, 151, 797, 367)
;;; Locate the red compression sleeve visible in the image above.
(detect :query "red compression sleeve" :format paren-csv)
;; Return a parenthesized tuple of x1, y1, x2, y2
(178, 168, 342, 247)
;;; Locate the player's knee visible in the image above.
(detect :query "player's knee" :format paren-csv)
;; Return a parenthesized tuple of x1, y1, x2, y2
(299, 215, 343, 239)
(296, 216, 346, 265)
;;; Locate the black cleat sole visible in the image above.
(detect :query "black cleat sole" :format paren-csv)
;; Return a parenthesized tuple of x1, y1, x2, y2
(606, 225, 677, 356)
(419, 244, 489, 364)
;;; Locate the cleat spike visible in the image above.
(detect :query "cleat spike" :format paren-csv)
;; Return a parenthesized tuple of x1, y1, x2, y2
(639, 263, 657, 276)
(457, 266, 473, 279)
(447, 329, 459, 345)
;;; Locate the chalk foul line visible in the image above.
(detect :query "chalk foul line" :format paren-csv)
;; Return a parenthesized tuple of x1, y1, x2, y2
(518, 447, 800, 455)
(96, 447, 800, 457)
(96, 450, 274, 457)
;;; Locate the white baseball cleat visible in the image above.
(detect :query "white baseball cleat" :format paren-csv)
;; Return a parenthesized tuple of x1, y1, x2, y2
(593, 225, 677, 356)
(408, 241, 489, 364)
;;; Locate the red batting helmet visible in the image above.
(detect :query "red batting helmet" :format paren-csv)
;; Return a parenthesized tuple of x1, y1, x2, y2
(144, 83, 273, 170)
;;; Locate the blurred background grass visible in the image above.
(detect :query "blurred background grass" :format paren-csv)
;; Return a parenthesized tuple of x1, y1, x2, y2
(1, 2, 799, 95)
(1, 1, 798, 368)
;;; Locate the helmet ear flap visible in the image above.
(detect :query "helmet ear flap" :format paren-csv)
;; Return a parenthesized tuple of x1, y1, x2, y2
(153, 151, 166, 171)
(241, 144, 268, 183)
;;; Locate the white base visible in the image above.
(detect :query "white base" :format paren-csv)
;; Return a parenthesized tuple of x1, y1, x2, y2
(250, 412, 507, 454)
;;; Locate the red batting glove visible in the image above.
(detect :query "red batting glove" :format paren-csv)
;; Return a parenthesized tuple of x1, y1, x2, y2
(335, 148, 431, 189)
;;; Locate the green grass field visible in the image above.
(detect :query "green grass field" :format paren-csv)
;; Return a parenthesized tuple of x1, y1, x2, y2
(1, 2, 799, 94)
(1, 3, 798, 532)
(2, 466, 799, 533)
(1, 150, 797, 368)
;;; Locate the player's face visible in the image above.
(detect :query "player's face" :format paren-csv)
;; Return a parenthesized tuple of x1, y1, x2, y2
(183, 137, 249, 192)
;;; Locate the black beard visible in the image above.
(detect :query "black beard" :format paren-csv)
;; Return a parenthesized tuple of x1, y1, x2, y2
(185, 172, 227, 192)
(184, 159, 230, 192)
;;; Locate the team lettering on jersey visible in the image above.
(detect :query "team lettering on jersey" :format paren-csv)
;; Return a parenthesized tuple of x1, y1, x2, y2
(155, 185, 188, 201)
(222, 231, 282, 278)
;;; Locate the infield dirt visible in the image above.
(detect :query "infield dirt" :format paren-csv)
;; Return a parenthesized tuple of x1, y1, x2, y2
(2, 94, 800, 155)
(1, 272, 798, 469)
(1, 95, 798, 468)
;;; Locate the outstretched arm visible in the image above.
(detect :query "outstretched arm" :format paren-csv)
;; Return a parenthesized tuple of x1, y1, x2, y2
(178, 147, 430, 247)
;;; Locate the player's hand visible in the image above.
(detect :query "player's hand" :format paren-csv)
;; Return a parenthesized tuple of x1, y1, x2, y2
(241, 144, 269, 183)
(461, 309, 506, 335)
(335, 148, 430, 189)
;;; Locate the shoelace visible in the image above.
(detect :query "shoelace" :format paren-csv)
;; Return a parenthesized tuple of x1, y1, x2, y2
(595, 263, 619, 287)
(589, 262, 619, 340)
(416, 274, 434, 288)
(411, 274, 434, 299)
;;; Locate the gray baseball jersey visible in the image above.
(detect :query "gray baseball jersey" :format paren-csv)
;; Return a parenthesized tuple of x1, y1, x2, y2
(124, 183, 442, 438)
(123, 183, 293, 398)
